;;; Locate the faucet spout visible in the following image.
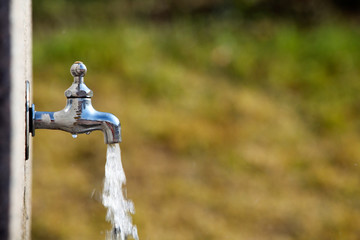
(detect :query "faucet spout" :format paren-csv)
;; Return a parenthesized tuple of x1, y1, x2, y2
(31, 61, 121, 144)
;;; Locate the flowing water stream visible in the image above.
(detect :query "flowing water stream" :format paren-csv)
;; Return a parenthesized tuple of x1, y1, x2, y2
(102, 144, 139, 240)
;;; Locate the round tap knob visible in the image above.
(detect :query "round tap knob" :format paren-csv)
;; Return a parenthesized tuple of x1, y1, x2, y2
(70, 61, 87, 77)
(65, 61, 93, 98)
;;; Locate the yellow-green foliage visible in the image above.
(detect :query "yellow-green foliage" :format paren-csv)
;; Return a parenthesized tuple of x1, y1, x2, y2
(32, 20, 360, 240)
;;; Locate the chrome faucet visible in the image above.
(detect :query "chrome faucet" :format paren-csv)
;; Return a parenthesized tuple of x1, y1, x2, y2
(30, 61, 121, 144)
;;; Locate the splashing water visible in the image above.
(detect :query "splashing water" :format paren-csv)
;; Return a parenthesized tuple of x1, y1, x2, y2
(102, 144, 139, 240)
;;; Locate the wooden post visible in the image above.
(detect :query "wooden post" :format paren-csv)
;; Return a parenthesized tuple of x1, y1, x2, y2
(0, 0, 32, 239)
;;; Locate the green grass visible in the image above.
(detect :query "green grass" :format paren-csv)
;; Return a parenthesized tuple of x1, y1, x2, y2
(32, 19, 360, 240)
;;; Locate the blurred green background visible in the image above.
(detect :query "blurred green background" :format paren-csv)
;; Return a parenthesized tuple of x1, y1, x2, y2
(32, 1, 360, 239)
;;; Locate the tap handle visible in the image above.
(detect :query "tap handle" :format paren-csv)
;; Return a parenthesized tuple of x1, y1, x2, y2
(65, 61, 93, 98)
(70, 61, 87, 77)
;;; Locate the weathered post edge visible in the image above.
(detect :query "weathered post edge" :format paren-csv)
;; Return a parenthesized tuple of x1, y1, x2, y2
(0, 0, 32, 239)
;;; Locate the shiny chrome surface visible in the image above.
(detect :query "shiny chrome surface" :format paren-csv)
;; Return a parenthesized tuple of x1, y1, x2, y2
(32, 61, 121, 144)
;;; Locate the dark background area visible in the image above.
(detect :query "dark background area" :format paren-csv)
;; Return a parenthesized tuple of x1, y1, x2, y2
(33, 0, 360, 26)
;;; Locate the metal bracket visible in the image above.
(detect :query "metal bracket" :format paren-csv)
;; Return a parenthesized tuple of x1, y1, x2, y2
(25, 81, 30, 160)
(25, 81, 35, 160)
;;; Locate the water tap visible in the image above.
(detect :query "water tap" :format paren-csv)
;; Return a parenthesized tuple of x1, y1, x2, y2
(29, 61, 121, 144)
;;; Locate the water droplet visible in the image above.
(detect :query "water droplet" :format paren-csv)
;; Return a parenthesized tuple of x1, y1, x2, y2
(86, 131, 91, 135)
(72, 134, 77, 139)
